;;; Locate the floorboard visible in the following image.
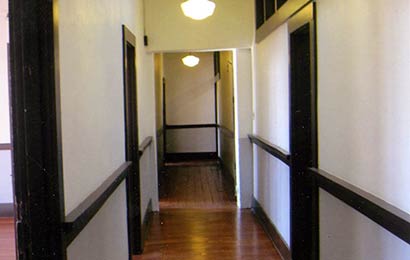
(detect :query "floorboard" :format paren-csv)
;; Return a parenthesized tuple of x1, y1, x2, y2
(0, 218, 16, 260)
(135, 161, 282, 259)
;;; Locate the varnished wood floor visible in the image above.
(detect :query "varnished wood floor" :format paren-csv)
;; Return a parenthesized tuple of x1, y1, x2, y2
(134, 161, 282, 260)
(0, 218, 16, 260)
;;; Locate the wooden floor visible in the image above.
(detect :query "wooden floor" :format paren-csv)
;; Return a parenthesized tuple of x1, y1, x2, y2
(0, 218, 16, 260)
(134, 161, 282, 260)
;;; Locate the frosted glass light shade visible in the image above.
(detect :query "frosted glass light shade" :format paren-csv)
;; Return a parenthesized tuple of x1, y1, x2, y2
(182, 55, 200, 67)
(180, 0, 216, 20)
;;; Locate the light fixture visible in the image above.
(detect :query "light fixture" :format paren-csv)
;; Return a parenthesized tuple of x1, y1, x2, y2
(180, 0, 216, 20)
(182, 55, 200, 67)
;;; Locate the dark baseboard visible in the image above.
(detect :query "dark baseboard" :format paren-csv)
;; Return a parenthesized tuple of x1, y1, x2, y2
(0, 203, 14, 217)
(165, 152, 218, 162)
(141, 199, 153, 248)
(252, 198, 291, 260)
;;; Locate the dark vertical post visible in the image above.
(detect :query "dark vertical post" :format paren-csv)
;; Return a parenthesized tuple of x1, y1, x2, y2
(122, 25, 141, 257)
(213, 52, 220, 156)
(289, 21, 319, 260)
(162, 77, 167, 160)
(9, 0, 66, 259)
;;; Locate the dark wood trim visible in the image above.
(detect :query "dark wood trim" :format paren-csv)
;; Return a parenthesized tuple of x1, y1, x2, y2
(289, 10, 318, 259)
(141, 199, 153, 247)
(162, 77, 167, 155)
(0, 203, 14, 217)
(122, 25, 142, 256)
(218, 124, 235, 139)
(9, 0, 66, 258)
(256, 0, 310, 43)
(311, 167, 410, 245)
(248, 134, 290, 166)
(0, 143, 12, 150)
(139, 136, 153, 158)
(63, 162, 132, 246)
(252, 198, 291, 260)
(214, 51, 220, 156)
(165, 124, 217, 129)
(165, 152, 218, 162)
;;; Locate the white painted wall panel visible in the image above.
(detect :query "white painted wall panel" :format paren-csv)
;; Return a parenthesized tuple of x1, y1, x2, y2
(253, 23, 290, 245)
(0, 0, 9, 144)
(317, 0, 410, 215)
(320, 189, 410, 260)
(0, 150, 12, 203)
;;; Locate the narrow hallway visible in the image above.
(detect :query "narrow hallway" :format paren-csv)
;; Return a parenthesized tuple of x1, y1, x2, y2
(134, 161, 282, 260)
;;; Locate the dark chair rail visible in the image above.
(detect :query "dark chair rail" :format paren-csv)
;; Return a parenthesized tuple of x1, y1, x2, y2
(63, 161, 132, 246)
(0, 143, 12, 150)
(139, 136, 153, 158)
(248, 134, 291, 166)
(310, 167, 410, 245)
(165, 124, 217, 129)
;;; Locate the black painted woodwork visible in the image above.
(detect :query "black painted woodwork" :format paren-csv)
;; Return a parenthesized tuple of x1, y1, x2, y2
(248, 134, 290, 166)
(63, 162, 132, 246)
(310, 168, 410, 245)
(289, 22, 318, 260)
(122, 25, 142, 256)
(214, 52, 220, 156)
(252, 198, 291, 260)
(255, 0, 265, 29)
(162, 78, 167, 156)
(9, 0, 67, 259)
(277, 0, 287, 9)
(139, 136, 153, 158)
(265, 0, 276, 19)
(166, 124, 217, 129)
(165, 152, 218, 162)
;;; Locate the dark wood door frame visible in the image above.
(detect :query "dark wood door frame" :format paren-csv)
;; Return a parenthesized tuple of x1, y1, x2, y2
(9, 0, 66, 259)
(289, 4, 319, 260)
(122, 25, 142, 256)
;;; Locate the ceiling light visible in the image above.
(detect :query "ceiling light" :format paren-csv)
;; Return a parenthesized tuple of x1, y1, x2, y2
(180, 0, 216, 20)
(182, 55, 200, 67)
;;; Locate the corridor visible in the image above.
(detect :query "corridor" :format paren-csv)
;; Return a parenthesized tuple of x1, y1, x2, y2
(134, 161, 282, 259)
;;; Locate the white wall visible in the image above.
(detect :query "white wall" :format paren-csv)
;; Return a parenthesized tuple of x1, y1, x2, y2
(317, 0, 410, 258)
(253, 23, 290, 245)
(164, 52, 216, 153)
(58, 0, 157, 258)
(145, 0, 254, 52)
(0, 0, 12, 205)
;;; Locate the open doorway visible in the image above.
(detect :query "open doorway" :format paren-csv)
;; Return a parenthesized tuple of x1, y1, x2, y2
(0, 0, 15, 259)
(154, 51, 237, 209)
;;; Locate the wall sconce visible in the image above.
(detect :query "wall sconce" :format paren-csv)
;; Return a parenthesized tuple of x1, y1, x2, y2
(182, 55, 200, 67)
(180, 0, 216, 20)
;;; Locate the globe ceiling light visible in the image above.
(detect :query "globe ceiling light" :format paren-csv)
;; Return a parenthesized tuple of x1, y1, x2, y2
(182, 55, 200, 67)
(180, 0, 216, 20)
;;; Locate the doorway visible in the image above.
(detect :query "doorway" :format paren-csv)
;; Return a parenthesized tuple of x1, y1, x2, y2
(288, 3, 318, 259)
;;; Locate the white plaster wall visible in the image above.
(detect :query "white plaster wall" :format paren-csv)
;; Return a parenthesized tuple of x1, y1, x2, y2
(59, 0, 158, 258)
(320, 189, 410, 260)
(317, 0, 410, 258)
(0, 0, 9, 144)
(0, 150, 12, 203)
(67, 182, 128, 260)
(145, 0, 254, 52)
(163, 52, 215, 153)
(253, 23, 290, 245)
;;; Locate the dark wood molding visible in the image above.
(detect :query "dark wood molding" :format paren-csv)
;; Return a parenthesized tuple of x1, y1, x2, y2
(9, 0, 66, 258)
(63, 162, 132, 246)
(248, 134, 290, 166)
(310, 167, 410, 245)
(165, 152, 218, 162)
(256, 0, 311, 43)
(0, 203, 14, 217)
(139, 136, 153, 158)
(166, 124, 217, 130)
(218, 124, 235, 139)
(252, 198, 291, 260)
(0, 143, 12, 150)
